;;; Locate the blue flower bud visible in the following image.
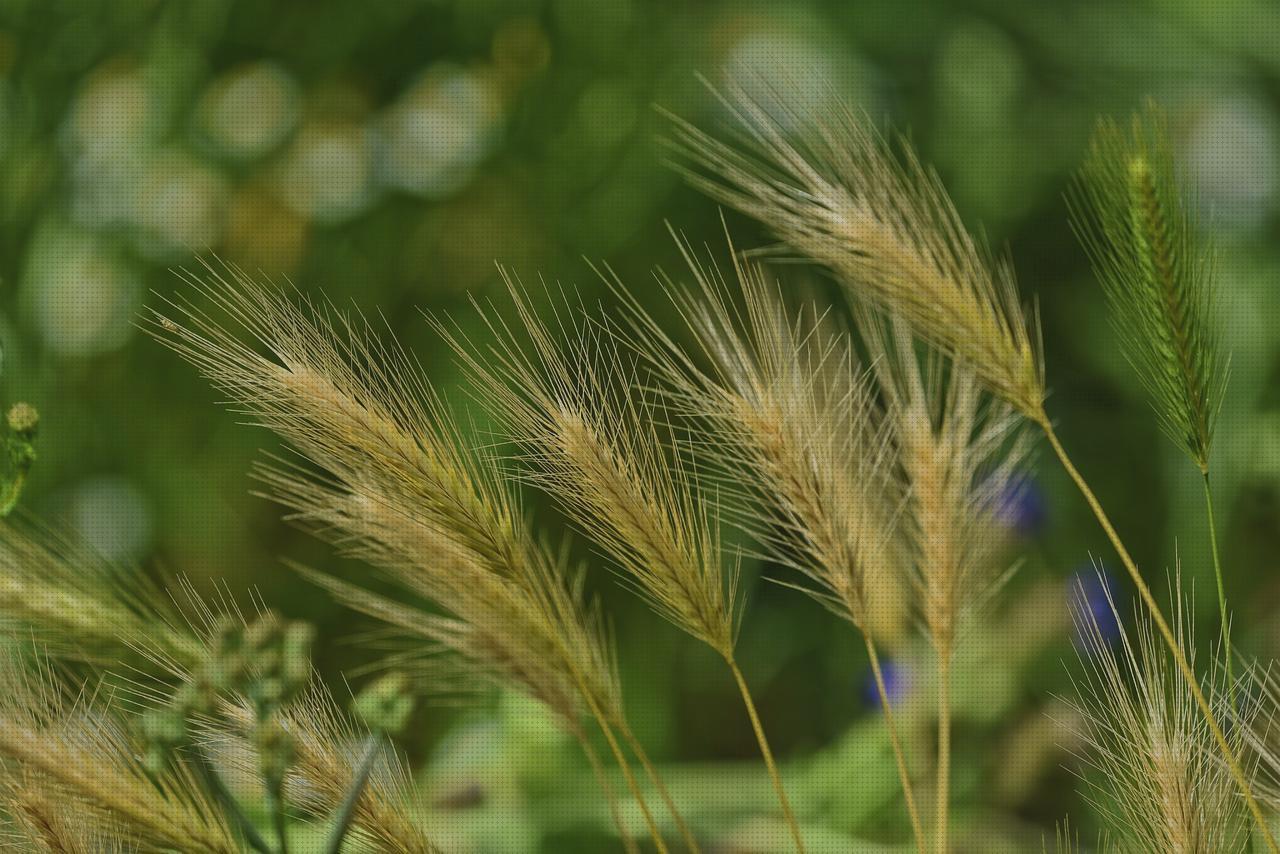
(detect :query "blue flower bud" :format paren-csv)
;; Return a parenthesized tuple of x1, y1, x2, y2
(862, 659, 910, 709)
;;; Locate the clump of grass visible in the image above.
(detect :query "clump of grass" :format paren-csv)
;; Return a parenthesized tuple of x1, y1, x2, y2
(669, 85, 1276, 849)
(147, 264, 684, 852)
(1067, 575, 1251, 853)
(438, 272, 805, 851)
(611, 236, 924, 851)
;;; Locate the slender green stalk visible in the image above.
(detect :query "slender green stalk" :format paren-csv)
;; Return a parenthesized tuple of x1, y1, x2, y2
(578, 733, 640, 854)
(1041, 419, 1276, 852)
(615, 720, 702, 853)
(193, 750, 272, 854)
(726, 657, 805, 853)
(321, 734, 380, 854)
(580, 690, 670, 854)
(1203, 471, 1237, 713)
(934, 655, 951, 854)
(863, 634, 926, 854)
(267, 777, 288, 854)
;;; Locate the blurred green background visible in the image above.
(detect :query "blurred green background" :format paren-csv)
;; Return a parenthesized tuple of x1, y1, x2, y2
(4, 0, 1280, 849)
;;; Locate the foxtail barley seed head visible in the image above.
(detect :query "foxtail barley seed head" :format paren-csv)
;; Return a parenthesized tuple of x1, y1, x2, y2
(210, 682, 438, 853)
(1067, 574, 1250, 853)
(665, 83, 1045, 420)
(436, 273, 740, 658)
(1070, 104, 1226, 472)
(610, 234, 908, 642)
(860, 311, 1030, 656)
(0, 520, 203, 666)
(1, 770, 131, 853)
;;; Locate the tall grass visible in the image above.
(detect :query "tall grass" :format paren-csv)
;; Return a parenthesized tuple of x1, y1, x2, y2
(0, 82, 1274, 853)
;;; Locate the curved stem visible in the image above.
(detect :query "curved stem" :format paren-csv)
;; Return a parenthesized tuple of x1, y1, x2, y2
(1203, 471, 1237, 712)
(863, 634, 926, 854)
(321, 734, 380, 854)
(578, 733, 640, 854)
(615, 720, 702, 852)
(580, 690, 670, 854)
(267, 776, 288, 854)
(725, 656, 805, 853)
(1041, 419, 1276, 852)
(193, 749, 273, 854)
(934, 655, 951, 854)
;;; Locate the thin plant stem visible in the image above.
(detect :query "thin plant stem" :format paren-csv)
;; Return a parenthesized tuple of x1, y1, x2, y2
(615, 720, 702, 853)
(320, 733, 380, 854)
(863, 634, 926, 854)
(725, 657, 805, 853)
(934, 654, 951, 854)
(192, 749, 272, 854)
(1041, 418, 1277, 852)
(1203, 471, 1237, 712)
(580, 690, 671, 854)
(578, 732, 641, 854)
(267, 776, 288, 854)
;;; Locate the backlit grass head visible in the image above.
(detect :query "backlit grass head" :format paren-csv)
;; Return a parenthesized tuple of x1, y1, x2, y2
(665, 83, 1046, 421)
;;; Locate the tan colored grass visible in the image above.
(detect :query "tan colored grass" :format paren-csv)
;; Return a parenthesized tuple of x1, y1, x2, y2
(0, 656, 236, 854)
(1068, 577, 1249, 853)
(665, 84, 1044, 419)
(437, 273, 740, 658)
(148, 261, 621, 734)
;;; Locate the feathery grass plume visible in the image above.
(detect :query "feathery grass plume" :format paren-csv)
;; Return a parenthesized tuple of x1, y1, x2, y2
(614, 236, 907, 644)
(1067, 575, 1251, 854)
(862, 311, 1030, 854)
(209, 682, 437, 854)
(1070, 104, 1225, 474)
(607, 238, 926, 852)
(664, 83, 1045, 420)
(439, 273, 740, 659)
(145, 264, 676, 851)
(437, 273, 812, 851)
(1071, 103, 1238, 715)
(0, 654, 238, 853)
(0, 518, 204, 667)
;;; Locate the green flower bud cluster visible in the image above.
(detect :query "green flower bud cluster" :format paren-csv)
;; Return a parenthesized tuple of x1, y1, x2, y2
(140, 611, 315, 777)
(0, 402, 37, 517)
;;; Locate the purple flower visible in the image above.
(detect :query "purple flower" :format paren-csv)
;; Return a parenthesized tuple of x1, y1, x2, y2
(862, 660, 911, 709)
(991, 474, 1047, 537)
(1069, 567, 1124, 649)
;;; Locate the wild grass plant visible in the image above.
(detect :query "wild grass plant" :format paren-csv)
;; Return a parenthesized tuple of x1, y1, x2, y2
(0, 83, 1273, 853)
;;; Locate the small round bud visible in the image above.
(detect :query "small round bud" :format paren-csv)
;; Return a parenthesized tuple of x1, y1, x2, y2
(6, 402, 37, 436)
(352, 672, 415, 735)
